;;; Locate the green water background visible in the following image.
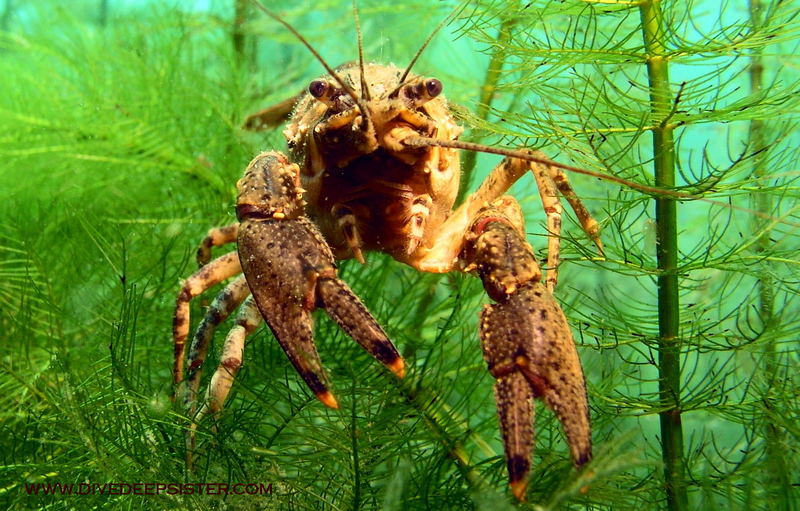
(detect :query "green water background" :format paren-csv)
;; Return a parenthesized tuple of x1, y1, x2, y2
(1, 1, 797, 509)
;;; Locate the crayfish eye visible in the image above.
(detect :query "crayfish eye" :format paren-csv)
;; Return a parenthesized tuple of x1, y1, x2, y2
(309, 80, 329, 99)
(398, 77, 443, 107)
(425, 78, 443, 98)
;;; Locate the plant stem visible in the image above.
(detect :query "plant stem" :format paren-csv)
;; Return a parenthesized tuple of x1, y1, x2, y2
(98, 0, 108, 27)
(457, 14, 516, 203)
(638, 2, 687, 510)
(2, 0, 13, 30)
(748, 1, 789, 506)
(351, 380, 361, 510)
(233, 0, 248, 68)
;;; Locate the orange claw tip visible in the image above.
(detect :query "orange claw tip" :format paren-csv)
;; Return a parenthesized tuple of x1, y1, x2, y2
(388, 357, 406, 379)
(316, 390, 339, 409)
(510, 479, 528, 501)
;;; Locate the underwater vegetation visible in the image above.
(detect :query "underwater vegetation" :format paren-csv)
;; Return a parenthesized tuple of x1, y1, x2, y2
(0, 1, 798, 509)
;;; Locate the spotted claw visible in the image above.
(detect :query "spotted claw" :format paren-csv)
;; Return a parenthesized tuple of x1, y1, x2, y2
(237, 152, 404, 408)
(480, 281, 591, 499)
(467, 199, 591, 500)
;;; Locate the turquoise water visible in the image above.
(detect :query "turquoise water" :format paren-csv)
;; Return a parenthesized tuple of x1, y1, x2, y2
(1, 1, 797, 509)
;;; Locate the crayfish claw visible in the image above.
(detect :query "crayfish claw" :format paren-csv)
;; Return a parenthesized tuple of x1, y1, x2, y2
(237, 152, 401, 409)
(492, 368, 534, 500)
(249, 288, 336, 408)
(480, 281, 592, 497)
(317, 278, 405, 379)
(466, 199, 591, 499)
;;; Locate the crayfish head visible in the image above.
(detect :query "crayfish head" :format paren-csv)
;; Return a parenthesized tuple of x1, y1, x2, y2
(291, 64, 453, 169)
(236, 152, 306, 222)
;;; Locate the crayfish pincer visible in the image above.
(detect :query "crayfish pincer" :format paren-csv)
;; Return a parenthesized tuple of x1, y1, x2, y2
(236, 151, 405, 409)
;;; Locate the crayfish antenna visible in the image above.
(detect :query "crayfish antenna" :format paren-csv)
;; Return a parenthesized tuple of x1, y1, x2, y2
(387, 6, 460, 98)
(352, 0, 371, 102)
(248, 0, 373, 130)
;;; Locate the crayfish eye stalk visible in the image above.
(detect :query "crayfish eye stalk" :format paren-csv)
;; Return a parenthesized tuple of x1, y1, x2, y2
(236, 152, 305, 221)
(399, 77, 443, 107)
(308, 79, 330, 99)
(308, 78, 374, 134)
(309, 79, 341, 110)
